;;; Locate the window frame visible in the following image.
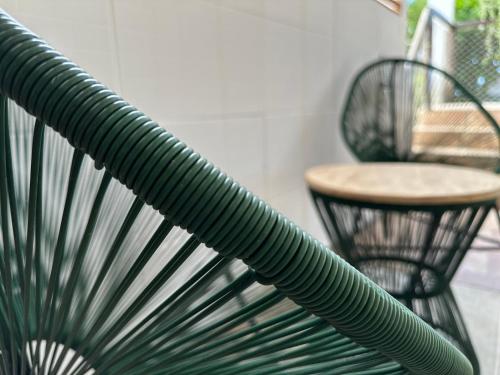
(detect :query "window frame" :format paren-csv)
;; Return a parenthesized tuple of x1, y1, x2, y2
(375, 0, 402, 14)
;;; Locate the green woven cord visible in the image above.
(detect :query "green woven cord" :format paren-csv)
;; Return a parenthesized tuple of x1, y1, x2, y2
(0, 10, 472, 375)
(341, 58, 500, 173)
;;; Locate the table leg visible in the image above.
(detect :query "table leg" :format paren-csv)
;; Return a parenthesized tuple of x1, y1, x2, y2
(400, 286, 480, 375)
(309, 190, 494, 374)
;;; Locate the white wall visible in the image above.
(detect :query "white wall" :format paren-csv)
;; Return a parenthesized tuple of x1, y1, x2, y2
(0, 0, 405, 241)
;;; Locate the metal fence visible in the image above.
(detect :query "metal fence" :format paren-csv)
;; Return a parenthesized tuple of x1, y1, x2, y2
(408, 8, 499, 103)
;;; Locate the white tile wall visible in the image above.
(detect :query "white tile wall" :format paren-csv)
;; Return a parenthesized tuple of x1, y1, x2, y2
(304, 33, 333, 115)
(0, 0, 405, 239)
(265, 114, 304, 197)
(219, 6, 265, 115)
(264, 0, 304, 30)
(264, 20, 303, 115)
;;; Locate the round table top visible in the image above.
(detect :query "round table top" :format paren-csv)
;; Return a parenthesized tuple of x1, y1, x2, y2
(305, 163, 500, 206)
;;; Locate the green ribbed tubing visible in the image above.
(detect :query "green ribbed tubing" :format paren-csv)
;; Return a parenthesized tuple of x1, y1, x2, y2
(0, 9, 472, 375)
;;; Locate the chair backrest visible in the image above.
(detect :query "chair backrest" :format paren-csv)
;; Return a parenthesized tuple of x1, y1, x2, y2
(0, 10, 472, 375)
(342, 58, 500, 172)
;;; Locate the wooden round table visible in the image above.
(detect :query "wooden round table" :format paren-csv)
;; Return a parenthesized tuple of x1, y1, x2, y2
(306, 163, 500, 374)
(305, 163, 500, 207)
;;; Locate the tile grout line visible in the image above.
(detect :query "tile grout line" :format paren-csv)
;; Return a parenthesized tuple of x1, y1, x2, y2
(107, 0, 123, 94)
(495, 310, 500, 375)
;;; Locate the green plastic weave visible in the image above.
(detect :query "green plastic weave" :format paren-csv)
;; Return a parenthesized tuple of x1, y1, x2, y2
(0, 10, 473, 375)
(341, 58, 500, 173)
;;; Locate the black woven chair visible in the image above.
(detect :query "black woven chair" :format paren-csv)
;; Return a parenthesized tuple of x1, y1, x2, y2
(342, 59, 500, 172)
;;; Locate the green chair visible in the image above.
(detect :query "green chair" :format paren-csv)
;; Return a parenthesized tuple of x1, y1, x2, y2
(0, 10, 472, 374)
(342, 59, 500, 172)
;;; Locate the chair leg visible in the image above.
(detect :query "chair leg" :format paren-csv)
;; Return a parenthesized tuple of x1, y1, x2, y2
(402, 286, 481, 374)
(469, 206, 500, 251)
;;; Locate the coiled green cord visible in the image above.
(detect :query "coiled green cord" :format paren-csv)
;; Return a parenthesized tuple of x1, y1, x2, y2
(0, 10, 472, 375)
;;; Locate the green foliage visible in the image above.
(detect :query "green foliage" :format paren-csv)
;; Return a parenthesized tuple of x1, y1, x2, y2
(406, 0, 498, 40)
(406, 0, 427, 42)
(455, 0, 499, 101)
(406, 0, 500, 101)
(479, 0, 500, 45)
(456, 0, 481, 21)
(455, 0, 500, 21)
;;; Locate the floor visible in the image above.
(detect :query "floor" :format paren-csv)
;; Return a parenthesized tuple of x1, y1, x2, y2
(452, 212, 500, 374)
